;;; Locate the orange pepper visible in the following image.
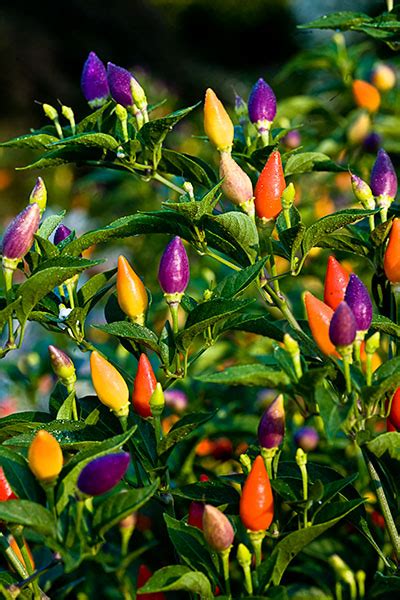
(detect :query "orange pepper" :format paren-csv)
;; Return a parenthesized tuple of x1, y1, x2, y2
(117, 255, 148, 324)
(132, 353, 157, 418)
(304, 292, 337, 356)
(388, 388, 400, 429)
(204, 88, 234, 152)
(324, 256, 351, 310)
(384, 218, 400, 284)
(0, 467, 16, 501)
(254, 150, 286, 220)
(239, 455, 274, 531)
(90, 351, 130, 416)
(352, 80, 381, 113)
(28, 430, 63, 482)
(8, 536, 35, 571)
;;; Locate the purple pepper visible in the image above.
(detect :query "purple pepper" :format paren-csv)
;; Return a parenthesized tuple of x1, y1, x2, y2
(248, 78, 277, 126)
(294, 427, 319, 452)
(257, 394, 285, 449)
(344, 274, 372, 332)
(363, 132, 381, 154)
(81, 52, 110, 108)
(77, 452, 130, 496)
(164, 388, 188, 412)
(370, 148, 397, 200)
(329, 301, 357, 347)
(158, 236, 189, 296)
(107, 62, 134, 108)
(54, 224, 72, 245)
(2, 203, 40, 261)
(282, 130, 301, 149)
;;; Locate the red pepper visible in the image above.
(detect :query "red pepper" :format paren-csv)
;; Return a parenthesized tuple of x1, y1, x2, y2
(254, 150, 286, 221)
(137, 564, 166, 600)
(132, 354, 157, 418)
(324, 256, 350, 310)
(0, 467, 16, 502)
(239, 455, 274, 531)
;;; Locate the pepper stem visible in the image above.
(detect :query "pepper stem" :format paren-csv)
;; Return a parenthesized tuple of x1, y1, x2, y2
(248, 530, 266, 567)
(296, 448, 309, 528)
(261, 447, 278, 479)
(169, 302, 182, 374)
(3, 265, 16, 347)
(337, 344, 353, 395)
(219, 546, 232, 598)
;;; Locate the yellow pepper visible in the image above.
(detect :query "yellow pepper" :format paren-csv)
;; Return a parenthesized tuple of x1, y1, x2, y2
(204, 88, 234, 152)
(117, 255, 148, 324)
(90, 351, 130, 416)
(28, 430, 63, 482)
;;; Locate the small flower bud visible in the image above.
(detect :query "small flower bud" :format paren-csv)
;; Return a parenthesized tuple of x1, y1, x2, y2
(202, 505, 234, 552)
(2, 203, 40, 264)
(149, 382, 165, 417)
(365, 332, 380, 354)
(48, 345, 76, 384)
(248, 78, 277, 131)
(283, 333, 299, 357)
(370, 148, 397, 201)
(42, 103, 59, 121)
(130, 76, 147, 111)
(329, 301, 357, 347)
(54, 224, 73, 245)
(81, 52, 110, 108)
(119, 512, 137, 531)
(115, 103, 128, 122)
(295, 447, 307, 466)
(294, 426, 319, 452)
(344, 274, 372, 332)
(350, 173, 375, 210)
(29, 177, 47, 215)
(158, 236, 190, 301)
(77, 452, 130, 496)
(28, 430, 63, 482)
(257, 394, 285, 449)
(219, 151, 253, 208)
(237, 543, 252, 568)
(281, 182, 296, 210)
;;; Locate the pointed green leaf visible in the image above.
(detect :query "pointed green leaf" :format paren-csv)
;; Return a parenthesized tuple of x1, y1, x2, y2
(138, 565, 213, 600)
(0, 500, 56, 537)
(195, 363, 290, 388)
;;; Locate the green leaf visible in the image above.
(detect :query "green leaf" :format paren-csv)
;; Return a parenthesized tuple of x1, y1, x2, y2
(220, 313, 284, 342)
(77, 268, 117, 306)
(301, 209, 377, 257)
(53, 132, 119, 151)
(158, 412, 216, 457)
(367, 432, 400, 460)
(196, 363, 290, 388)
(315, 382, 351, 441)
(38, 211, 67, 239)
(15, 257, 101, 322)
(3, 421, 105, 450)
(159, 149, 216, 187)
(139, 103, 200, 150)
(56, 427, 137, 514)
(0, 131, 58, 149)
(0, 500, 56, 537)
(173, 479, 240, 506)
(76, 101, 113, 133)
(34, 234, 59, 258)
(93, 479, 159, 535)
(371, 314, 400, 338)
(204, 211, 259, 264)
(164, 514, 220, 583)
(163, 181, 222, 221)
(56, 391, 76, 420)
(138, 565, 213, 600)
(284, 152, 344, 176)
(176, 298, 254, 351)
(93, 321, 160, 353)
(369, 572, 400, 598)
(298, 11, 372, 31)
(213, 258, 267, 299)
(257, 498, 365, 589)
(0, 447, 42, 502)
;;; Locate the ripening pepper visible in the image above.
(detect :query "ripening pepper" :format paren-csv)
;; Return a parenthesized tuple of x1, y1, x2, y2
(188, 501, 205, 529)
(77, 452, 130, 496)
(117, 255, 148, 324)
(158, 236, 190, 300)
(294, 426, 319, 452)
(132, 353, 157, 418)
(164, 388, 187, 412)
(363, 132, 382, 154)
(240, 455, 274, 532)
(202, 504, 234, 552)
(324, 256, 351, 310)
(371, 63, 396, 92)
(384, 218, 400, 285)
(28, 430, 63, 482)
(282, 129, 301, 149)
(352, 80, 381, 113)
(350, 174, 375, 210)
(329, 301, 357, 348)
(344, 274, 372, 332)
(137, 564, 166, 600)
(257, 394, 285, 449)
(81, 52, 110, 108)
(54, 224, 72, 245)
(2, 203, 40, 265)
(248, 78, 277, 132)
(370, 148, 397, 201)
(219, 152, 254, 214)
(0, 467, 16, 501)
(48, 345, 76, 384)
(90, 351, 130, 416)
(347, 112, 370, 146)
(8, 536, 35, 571)
(388, 388, 400, 430)
(304, 292, 337, 356)
(254, 150, 286, 221)
(203, 88, 234, 152)
(29, 177, 47, 215)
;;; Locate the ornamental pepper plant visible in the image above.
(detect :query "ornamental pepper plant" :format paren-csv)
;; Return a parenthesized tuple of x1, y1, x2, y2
(1, 4, 400, 599)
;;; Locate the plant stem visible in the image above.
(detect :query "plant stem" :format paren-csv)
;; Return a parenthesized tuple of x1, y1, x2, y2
(169, 302, 181, 374)
(369, 215, 375, 232)
(363, 449, 400, 560)
(219, 547, 232, 598)
(0, 532, 29, 579)
(13, 530, 41, 599)
(153, 172, 186, 196)
(43, 482, 57, 519)
(243, 564, 253, 595)
(296, 448, 309, 528)
(206, 249, 241, 271)
(283, 208, 291, 229)
(3, 266, 16, 347)
(248, 530, 266, 568)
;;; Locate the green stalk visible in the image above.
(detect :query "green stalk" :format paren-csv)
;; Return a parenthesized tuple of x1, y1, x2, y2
(248, 530, 266, 568)
(3, 266, 16, 347)
(170, 302, 181, 374)
(296, 448, 309, 528)
(219, 547, 232, 598)
(0, 532, 29, 579)
(153, 172, 186, 195)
